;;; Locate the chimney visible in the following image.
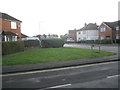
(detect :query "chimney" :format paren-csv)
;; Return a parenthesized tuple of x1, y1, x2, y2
(84, 23, 87, 26)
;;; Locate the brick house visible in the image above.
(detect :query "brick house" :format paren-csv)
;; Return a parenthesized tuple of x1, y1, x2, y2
(0, 12, 22, 41)
(68, 29, 77, 41)
(98, 21, 120, 42)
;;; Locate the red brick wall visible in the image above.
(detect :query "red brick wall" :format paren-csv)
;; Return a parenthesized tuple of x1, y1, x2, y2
(68, 33, 77, 41)
(0, 19, 21, 40)
(98, 23, 113, 40)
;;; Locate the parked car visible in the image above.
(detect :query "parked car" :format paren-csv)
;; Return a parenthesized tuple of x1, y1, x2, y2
(26, 37, 39, 40)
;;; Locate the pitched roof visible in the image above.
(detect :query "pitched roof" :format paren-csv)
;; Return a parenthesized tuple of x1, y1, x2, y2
(0, 12, 22, 22)
(21, 33, 28, 38)
(103, 20, 120, 30)
(69, 30, 77, 33)
(0, 31, 17, 36)
(80, 23, 98, 30)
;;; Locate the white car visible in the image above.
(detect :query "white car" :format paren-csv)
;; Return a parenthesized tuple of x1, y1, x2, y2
(26, 37, 39, 40)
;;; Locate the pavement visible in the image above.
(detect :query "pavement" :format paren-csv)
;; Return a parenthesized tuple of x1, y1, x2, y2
(2, 44, 120, 74)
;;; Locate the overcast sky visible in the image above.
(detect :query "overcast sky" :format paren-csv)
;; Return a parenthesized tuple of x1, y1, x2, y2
(0, 0, 119, 36)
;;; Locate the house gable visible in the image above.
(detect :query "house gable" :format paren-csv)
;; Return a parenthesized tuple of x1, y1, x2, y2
(0, 12, 22, 41)
(0, 12, 22, 22)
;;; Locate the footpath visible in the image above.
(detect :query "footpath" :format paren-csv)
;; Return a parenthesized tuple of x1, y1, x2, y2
(2, 54, 119, 74)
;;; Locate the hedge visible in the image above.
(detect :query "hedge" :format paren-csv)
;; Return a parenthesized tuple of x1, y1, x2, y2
(85, 40, 115, 44)
(2, 40, 40, 55)
(2, 41, 24, 55)
(100, 40, 112, 44)
(86, 40, 94, 44)
(41, 39, 65, 48)
(24, 40, 40, 48)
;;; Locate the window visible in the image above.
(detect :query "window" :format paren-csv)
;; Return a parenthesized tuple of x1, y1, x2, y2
(11, 22, 17, 29)
(100, 27, 106, 32)
(78, 31, 81, 34)
(116, 35, 120, 39)
(83, 31, 86, 34)
(116, 26, 119, 31)
(100, 36, 104, 40)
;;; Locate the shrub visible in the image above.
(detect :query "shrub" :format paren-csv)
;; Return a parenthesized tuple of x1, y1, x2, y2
(100, 40, 112, 44)
(24, 40, 40, 48)
(115, 39, 120, 43)
(85, 40, 113, 44)
(94, 40, 100, 44)
(2, 41, 24, 55)
(41, 39, 65, 48)
(86, 40, 94, 44)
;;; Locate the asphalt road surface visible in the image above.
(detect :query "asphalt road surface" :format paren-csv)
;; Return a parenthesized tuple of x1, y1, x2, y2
(2, 61, 119, 89)
(64, 43, 119, 53)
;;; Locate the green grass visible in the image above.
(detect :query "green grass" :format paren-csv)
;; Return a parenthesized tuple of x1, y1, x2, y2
(2, 48, 116, 66)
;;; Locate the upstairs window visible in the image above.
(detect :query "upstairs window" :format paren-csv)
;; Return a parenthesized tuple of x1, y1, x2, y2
(100, 27, 106, 32)
(78, 31, 81, 34)
(83, 31, 86, 34)
(11, 22, 17, 29)
(116, 26, 119, 31)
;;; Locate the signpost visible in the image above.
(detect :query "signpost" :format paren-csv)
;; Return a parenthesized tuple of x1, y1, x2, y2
(91, 44, 101, 56)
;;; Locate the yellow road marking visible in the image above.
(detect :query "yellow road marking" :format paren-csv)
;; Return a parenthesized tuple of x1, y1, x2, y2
(1, 61, 118, 77)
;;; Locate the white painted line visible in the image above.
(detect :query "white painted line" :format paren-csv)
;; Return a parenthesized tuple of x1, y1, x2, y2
(48, 84, 71, 89)
(107, 75, 120, 79)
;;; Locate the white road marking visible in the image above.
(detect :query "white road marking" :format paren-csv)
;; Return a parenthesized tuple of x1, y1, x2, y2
(107, 75, 120, 79)
(48, 84, 71, 89)
(1, 61, 118, 77)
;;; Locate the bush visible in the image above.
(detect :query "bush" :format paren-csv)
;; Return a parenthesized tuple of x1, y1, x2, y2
(86, 40, 94, 44)
(41, 39, 65, 48)
(115, 39, 120, 43)
(24, 40, 40, 48)
(85, 40, 100, 44)
(2, 41, 24, 55)
(85, 40, 113, 44)
(100, 40, 112, 44)
(94, 40, 100, 44)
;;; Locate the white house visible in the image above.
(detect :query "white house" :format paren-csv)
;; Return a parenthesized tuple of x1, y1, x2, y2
(77, 23, 98, 41)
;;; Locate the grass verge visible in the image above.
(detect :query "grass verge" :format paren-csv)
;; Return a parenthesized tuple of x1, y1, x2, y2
(2, 48, 116, 66)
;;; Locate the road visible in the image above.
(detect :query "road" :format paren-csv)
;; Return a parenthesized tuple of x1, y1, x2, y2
(2, 61, 119, 89)
(64, 43, 119, 53)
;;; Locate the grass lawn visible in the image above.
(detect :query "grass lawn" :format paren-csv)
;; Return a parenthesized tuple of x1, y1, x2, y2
(2, 48, 116, 66)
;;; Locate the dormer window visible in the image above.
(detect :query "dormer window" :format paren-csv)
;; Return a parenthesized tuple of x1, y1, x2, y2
(116, 26, 119, 31)
(11, 22, 17, 29)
